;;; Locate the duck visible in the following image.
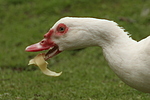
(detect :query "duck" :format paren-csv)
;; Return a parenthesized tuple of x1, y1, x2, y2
(25, 17, 150, 93)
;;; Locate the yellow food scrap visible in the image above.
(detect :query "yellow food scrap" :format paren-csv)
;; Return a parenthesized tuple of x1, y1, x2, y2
(28, 53, 62, 77)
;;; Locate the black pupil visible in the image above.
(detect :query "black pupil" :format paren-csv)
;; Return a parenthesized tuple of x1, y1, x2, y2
(60, 27, 64, 31)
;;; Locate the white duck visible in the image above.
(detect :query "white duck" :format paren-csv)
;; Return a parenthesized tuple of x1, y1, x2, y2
(26, 17, 150, 93)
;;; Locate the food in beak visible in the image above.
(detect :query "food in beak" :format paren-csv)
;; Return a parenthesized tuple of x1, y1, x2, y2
(28, 53, 62, 77)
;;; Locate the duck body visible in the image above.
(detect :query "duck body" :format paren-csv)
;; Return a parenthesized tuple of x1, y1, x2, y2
(26, 17, 150, 93)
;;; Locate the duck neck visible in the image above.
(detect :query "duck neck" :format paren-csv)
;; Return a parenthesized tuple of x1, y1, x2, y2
(94, 23, 138, 77)
(94, 22, 137, 48)
(101, 33, 137, 66)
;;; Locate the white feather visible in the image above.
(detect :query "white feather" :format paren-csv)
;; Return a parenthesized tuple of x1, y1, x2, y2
(51, 17, 150, 93)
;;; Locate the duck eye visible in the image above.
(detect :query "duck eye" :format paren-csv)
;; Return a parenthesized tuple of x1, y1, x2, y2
(56, 23, 68, 35)
(59, 27, 65, 32)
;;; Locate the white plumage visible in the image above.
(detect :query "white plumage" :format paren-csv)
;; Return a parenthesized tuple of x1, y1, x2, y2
(26, 17, 150, 93)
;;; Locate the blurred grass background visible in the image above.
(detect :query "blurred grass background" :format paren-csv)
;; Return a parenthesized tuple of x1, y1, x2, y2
(0, 0, 150, 99)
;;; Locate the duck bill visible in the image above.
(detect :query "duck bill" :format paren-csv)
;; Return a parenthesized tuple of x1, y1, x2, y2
(25, 38, 61, 60)
(25, 42, 51, 52)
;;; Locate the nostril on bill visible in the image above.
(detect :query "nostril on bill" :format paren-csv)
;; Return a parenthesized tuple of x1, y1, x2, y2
(40, 40, 45, 45)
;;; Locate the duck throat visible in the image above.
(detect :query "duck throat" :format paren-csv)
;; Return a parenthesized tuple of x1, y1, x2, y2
(96, 21, 138, 82)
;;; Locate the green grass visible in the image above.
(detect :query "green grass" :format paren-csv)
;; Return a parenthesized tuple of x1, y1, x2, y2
(0, 0, 150, 99)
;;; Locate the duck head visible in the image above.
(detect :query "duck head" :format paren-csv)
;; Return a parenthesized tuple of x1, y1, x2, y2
(25, 17, 121, 60)
(26, 17, 101, 60)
